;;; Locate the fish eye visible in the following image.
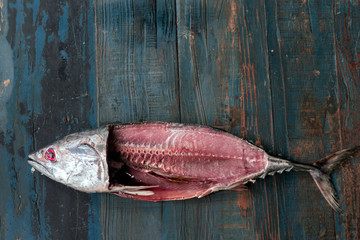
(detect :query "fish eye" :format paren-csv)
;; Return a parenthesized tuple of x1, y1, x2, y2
(45, 148, 56, 162)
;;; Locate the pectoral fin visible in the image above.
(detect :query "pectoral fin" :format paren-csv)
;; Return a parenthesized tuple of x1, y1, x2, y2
(108, 184, 158, 196)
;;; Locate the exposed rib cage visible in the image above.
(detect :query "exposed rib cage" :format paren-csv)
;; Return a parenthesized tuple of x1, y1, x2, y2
(108, 123, 268, 181)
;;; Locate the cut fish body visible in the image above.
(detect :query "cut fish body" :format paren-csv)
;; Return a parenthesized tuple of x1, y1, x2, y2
(106, 123, 268, 200)
(27, 122, 360, 212)
(109, 123, 267, 181)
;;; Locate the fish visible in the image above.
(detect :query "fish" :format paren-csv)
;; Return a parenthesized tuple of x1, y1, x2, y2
(28, 122, 360, 212)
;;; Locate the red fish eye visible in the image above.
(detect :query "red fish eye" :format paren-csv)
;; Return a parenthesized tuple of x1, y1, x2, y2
(45, 148, 56, 161)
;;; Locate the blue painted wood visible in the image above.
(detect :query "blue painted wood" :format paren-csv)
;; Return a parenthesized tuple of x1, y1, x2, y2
(333, 1, 360, 239)
(1, 0, 360, 239)
(0, 0, 100, 239)
(273, 1, 339, 238)
(175, 1, 280, 239)
(95, 0, 180, 239)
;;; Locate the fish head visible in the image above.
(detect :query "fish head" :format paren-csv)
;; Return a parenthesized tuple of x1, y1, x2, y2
(28, 127, 110, 192)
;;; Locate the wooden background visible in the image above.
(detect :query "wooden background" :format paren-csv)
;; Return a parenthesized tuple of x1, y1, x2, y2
(1, 0, 360, 239)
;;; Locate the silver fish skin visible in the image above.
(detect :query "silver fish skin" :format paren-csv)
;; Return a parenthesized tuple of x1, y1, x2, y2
(27, 122, 360, 212)
(28, 126, 110, 192)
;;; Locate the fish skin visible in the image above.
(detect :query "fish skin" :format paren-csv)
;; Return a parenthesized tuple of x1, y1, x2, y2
(27, 122, 360, 211)
(28, 126, 110, 193)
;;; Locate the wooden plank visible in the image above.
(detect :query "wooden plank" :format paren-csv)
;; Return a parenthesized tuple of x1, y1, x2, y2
(265, 2, 291, 239)
(0, 0, 99, 239)
(175, 0, 281, 239)
(333, 1, 360, 239)
(272, 0, 342, 238)
(95, 0, 180, 239)
(0, 0, 17, 238)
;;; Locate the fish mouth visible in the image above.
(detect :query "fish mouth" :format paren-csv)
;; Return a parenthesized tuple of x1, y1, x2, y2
(28, 157, 50, 175)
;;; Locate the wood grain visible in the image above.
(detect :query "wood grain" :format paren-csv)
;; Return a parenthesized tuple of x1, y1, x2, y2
(95, 0, 180, 239)
(274, 1, 339, 239)
(0, 0, 99, 239)
(176, 0, 281, 239)
(1, 0, 360, 239)
(333, 1, 360, 239)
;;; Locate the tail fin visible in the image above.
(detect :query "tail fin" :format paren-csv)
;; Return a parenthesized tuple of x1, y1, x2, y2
(309, 169, 341, 212)
(314, 146, 360, 174)
(297, 146, 360, 212)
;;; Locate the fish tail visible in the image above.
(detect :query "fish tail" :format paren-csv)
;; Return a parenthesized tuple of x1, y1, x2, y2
(292, 146, 360, 213)
(309, 169, 341, 212)
(313, 146, 360, 174)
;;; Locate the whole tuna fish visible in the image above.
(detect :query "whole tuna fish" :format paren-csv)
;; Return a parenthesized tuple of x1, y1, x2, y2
(28, 122, 359, 212)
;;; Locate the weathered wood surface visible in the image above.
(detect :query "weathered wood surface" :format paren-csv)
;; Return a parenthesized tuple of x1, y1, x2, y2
(1, 0, 360, 239)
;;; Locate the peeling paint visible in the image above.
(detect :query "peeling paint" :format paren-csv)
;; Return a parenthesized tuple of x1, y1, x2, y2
(0, 0, 9, 35)
(3, 78, 10, 86)
(58, 2, 68, 42)
(0, 0, 16, 239)
(0, 0, 14, 133)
